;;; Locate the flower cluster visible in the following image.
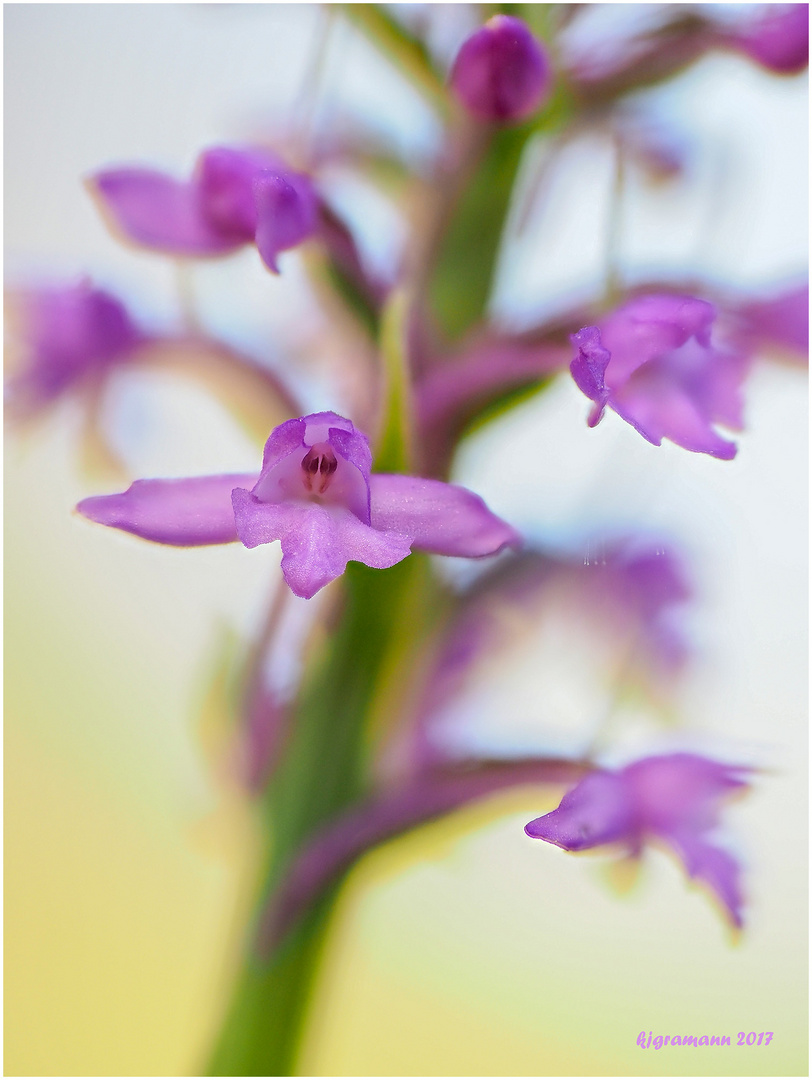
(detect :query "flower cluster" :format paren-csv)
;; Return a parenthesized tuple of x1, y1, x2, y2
(8, 4, 806, 1074)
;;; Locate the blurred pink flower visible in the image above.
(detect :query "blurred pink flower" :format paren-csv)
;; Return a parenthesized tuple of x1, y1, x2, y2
(90, 145, 318, 272)
(449, 15, 552, 122)
(571, 294, 751, 459)
(526, 753, 750, 926)
(729, 4, 809, 74)
(6, 280, 144, 413)
(729, 284, 809, 363)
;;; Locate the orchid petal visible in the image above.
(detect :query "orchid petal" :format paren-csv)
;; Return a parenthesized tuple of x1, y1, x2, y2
(77, 474, 258, 545)
(733, 285, 809, 360)
(570, 326, 611, 426)
(256, 417, 307, 474)
(303, 411, 356, 439)
(524, 770, 636, 850)
(251, 417, 371, 524)
(327, 424, 373, 481)
(665, 830, 745, 928)
(253, 172, 318, 274)
(77, 412, 521, 599)
(196, 146, 282, 241)
(369, 474, 521, 557)
(90, 168, 243, 256)
(625, 754, 749, 834)
(600, 294, 716, 384)
(231, 494, 412, 599)
(611, 375, 739, 459)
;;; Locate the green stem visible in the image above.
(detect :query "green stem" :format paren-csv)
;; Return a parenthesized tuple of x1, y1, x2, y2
(205, 890, 338, 1077)
(425, 93, 575, 344)
(206, 555, 438, 1076)
(427, 123, 530, 342)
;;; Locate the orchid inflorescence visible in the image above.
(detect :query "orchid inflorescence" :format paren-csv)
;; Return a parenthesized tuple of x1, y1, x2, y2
(7, 4, 807, 1075)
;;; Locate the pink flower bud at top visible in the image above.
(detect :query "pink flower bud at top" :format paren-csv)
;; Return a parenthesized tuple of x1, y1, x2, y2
(731, 3, 808, 74)
(449, 15, 552, 123)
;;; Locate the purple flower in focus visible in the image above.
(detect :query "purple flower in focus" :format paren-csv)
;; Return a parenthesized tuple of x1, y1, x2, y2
(729, 4, 809, 74)
(89, 146, 318, 272)
(449, 15, 552, 123)
(6, 281, 144, 413)
(571, 294, 751, 459)
(526, 754, 750, 926)
(77, 411, 520, 599)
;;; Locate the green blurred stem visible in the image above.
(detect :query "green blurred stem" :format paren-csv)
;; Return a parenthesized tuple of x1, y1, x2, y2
(425, 123, 530, 342)
(374, 288, 415, 474)
(206, 555, 437, 1076)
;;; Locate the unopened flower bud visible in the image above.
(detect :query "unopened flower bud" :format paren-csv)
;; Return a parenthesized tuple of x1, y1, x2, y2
(449, 15, 552, 123)
(730, 3, 809, 74)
